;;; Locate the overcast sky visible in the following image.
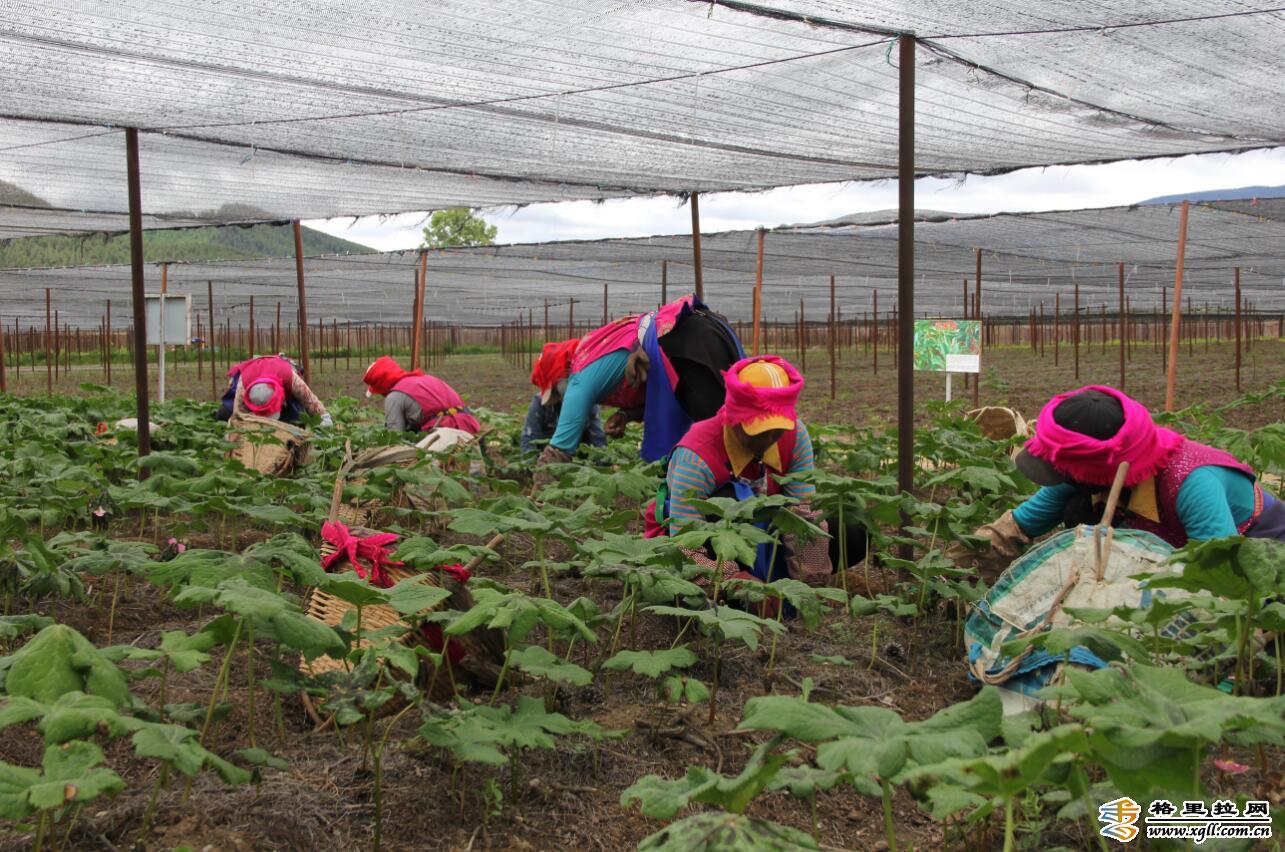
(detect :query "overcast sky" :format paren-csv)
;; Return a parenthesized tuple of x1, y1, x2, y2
(304, 147, 1285, 251)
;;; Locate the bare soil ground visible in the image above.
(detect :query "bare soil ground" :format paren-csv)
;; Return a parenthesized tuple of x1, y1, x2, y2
(0, 340, 1281, 850)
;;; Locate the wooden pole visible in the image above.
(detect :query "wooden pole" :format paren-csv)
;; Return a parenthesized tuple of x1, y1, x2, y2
(752, 228, 765, 354)
(661, 260, 669, 306)
(799, 298, 806, 373)
(689, 193, 704, 302)
(568, 299, 575, 338)
(543, 298, 549, 344)
(248, 293, 255, 357)
(602, 282, 609, 325)
(1164, 200, 1190, 411)
(1234, 267, 1242, 392)
(1054, 293, 1060, 366)
(0, 307, 6, 394)
(124, 128, 151, 462)
(274, 301, 281, 353)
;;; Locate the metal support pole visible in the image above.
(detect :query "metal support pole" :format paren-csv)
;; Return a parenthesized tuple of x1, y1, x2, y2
(896, 33, 915, 512)
(125, 128, 151, 462)
(829, 273, 836, 400)
(752, 229, 765, 354)
(690, 192, 704, 302)
(44, 289, 52, 395)
(292, 220, 312, 383)
(411, 251, 426, 370)
(973, 249, 981, 407)
(1118, 263, 1126, 391)
(207, 281, 216, 397)
(1164, 201, 1190, 411)
(1234, 267, 1242, 392)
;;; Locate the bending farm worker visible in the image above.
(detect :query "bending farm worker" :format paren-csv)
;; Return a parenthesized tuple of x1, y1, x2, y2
(225, 353, 331, 427)
(523, 338, 606, 454)
(950, 385, 1285, 584)
(647, 355, 841, 591)
(363, 356, 480, 435)
(533, 294, 743, 472)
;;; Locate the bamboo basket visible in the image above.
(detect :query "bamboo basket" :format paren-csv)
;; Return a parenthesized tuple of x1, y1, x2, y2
(228, 413, 310, 476)
(297, 443, 506, 725)
(966, 406, 1030, 441)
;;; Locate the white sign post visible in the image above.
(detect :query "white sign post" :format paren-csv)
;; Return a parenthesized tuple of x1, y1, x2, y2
(145, 294, 191, 403)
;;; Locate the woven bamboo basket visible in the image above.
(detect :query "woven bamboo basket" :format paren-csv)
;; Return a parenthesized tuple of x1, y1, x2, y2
(966, 406, 1030, 442)
(228, 413, 310, 475)
(297, 443, 506, 725)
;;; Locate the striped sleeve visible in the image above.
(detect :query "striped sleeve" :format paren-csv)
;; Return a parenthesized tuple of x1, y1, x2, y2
(782, 422, 817, 501)
(289, 372, 327, 416)
(667, 446, 717, 535)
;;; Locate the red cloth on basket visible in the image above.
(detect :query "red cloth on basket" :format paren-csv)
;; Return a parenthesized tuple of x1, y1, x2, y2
(320, 521, 402, 588)
(420, 563, 471, 665)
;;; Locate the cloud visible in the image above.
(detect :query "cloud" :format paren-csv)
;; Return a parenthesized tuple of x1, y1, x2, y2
(304, 148, 1285, 250)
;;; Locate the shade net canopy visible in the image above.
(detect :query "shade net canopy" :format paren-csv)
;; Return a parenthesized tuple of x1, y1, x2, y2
(2, 1, 1283, 237)
(3, 199, 1282, 329)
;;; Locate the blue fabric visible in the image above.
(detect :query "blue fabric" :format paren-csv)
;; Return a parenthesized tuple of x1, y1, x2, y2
(1013, 466, 1257, 540)
(520, 394, 605, 454)
(1174, 465, 1256, 539)
(1012, 482, 1078, 536)
(549, 349, 629, 451)
(731, 479, 778, 583)
(639, 299, 745, 462)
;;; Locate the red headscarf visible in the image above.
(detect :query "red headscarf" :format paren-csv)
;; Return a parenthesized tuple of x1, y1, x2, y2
(1025, 385, 1184, 487)
(530, 338, 580, 401)
(363, 356, 424, 397)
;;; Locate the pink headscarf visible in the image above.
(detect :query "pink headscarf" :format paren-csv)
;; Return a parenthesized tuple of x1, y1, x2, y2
(1025, 385, 1184, 487)
(719, 355, 804, 428)
(244, 377, 285, 416)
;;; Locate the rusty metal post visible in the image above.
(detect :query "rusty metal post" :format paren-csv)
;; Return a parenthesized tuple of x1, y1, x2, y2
(411, 251, 426, 370)
(1054, 293, 1060, 366)
(44, 288, 52, 395)
(124, 128, 151, 462)
(1118, 264, 1126, 391)
(799, 298, 806, 373)
(207, 281, 216, 397)
(1073, 281, 1080, 381)
(828, 273, 836, 400)
(292, 220, 312, 383)
(1164, 201, 1190, 411)
(1234, 267, 1242, 391)
(752, 228, 765, 354)
(973, 250, 982, 407)
(690, 192, 704, 302)
(896, 33, 915, 515)
(872, 289, 879, 375)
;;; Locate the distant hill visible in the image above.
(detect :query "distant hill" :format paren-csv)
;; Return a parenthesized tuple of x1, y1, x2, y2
(0, 222, 375, 269)
(1139, 185, 1285, 205)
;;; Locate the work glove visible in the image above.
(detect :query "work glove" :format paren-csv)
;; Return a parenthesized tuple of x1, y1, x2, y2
(944, 510, 1030, 586)
(319, 412, 334, 428)
(623, 347, 650, 387)
(533, 444, 573, 488)
(604, 408, 643, 438)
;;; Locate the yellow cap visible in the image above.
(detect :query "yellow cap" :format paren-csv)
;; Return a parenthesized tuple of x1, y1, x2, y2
(736, 361, 795, 435)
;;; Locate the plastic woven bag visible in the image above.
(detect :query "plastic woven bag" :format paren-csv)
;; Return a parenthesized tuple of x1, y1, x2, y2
(964, 525, 1189, 715)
